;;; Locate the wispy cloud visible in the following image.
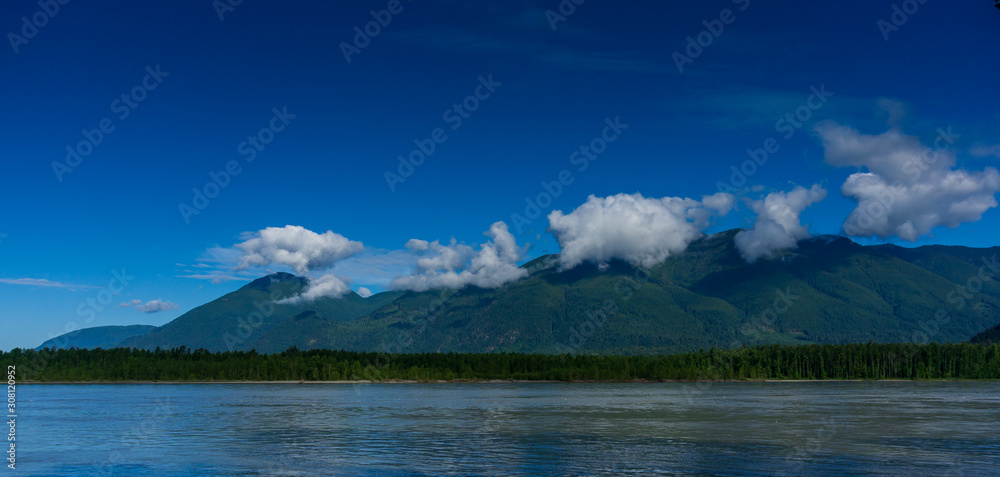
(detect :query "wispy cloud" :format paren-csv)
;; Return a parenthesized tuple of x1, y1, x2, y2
(388, 27, 669, 74)
(970, 144, 1000, 159)
(0, 278, 97, 291)
(664, 87, 875, 131)
(177, 272, 254, 284)
(175, 262, 211, 268)
(177, 245, 268, 283)
(329, 248, 419, 287)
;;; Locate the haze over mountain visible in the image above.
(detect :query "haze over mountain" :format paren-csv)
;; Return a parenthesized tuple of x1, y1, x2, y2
(41, 230, 1000, 355)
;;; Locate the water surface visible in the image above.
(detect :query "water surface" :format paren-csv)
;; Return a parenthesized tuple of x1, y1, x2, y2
(15, 382, 1000, 476)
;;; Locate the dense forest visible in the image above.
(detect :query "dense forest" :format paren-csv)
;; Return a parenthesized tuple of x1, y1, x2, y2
(6, 343, 1000, 382)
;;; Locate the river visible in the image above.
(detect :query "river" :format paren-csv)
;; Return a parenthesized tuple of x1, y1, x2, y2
(13, 381, 1000, 475)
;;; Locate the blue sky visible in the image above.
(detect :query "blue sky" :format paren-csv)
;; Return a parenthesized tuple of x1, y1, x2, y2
(2, 0, 999, 350)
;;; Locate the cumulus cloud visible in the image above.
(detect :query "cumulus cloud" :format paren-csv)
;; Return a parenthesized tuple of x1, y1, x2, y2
(817, 123, 1000, 241)
(235, 225, 363, 275)
(389, 222, 528, 292)
(277, 273, 353, 304)
(734, 185, 827, 262)
(547, 192, 734, 270)
(120, 299, 179, 313)
(356, 287, 373, 298)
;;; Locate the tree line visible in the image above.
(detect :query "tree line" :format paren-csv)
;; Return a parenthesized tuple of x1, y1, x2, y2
(4, 342, 1000, 382)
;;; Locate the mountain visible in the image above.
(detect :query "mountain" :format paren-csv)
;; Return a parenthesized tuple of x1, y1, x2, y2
(971, 323, 1000, 345)
(40, 230, 1000, 355)
(117, 272, 405, 352)
(37, 325, 156, 350)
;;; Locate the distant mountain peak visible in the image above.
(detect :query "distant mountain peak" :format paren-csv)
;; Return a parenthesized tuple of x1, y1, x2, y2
(808, 234, 851, 244)
(244, 272, 308, 291)
(521, 254, 559, 273)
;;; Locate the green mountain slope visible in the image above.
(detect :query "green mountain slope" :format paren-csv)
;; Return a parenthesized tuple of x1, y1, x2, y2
(37, 325, 155, 350)
(686, 234, 1000, 345)
(873, 243, 1000, 301)
(43, 230, 1000, 355)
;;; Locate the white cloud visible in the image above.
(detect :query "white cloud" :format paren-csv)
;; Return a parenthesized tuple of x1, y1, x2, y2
(817, 123, 1000, 241)
(389, 222, 528, 292)
(734, 184, 827, 262)
(276, 274, 352, 304)
(409, 239, 475, 274)
(235, 225, 363, 275)
(547, 192, 734, 270)
(120, 299, 179, 313)
(356, 287, 373, 298)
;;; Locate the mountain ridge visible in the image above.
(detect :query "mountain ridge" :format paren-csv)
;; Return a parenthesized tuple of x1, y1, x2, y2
(38, 230, 1000, 354)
